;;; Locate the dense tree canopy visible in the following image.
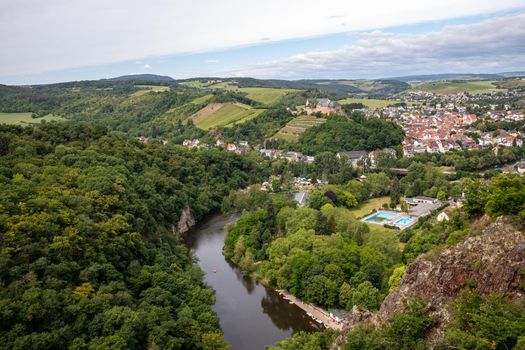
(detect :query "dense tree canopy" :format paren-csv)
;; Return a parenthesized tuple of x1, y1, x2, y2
(225, 202, 402, 309)
(0, 123, 264, 349)
(294, 114, 404, 155)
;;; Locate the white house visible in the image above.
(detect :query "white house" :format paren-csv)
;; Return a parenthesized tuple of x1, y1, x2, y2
(437, 212, 450, 222)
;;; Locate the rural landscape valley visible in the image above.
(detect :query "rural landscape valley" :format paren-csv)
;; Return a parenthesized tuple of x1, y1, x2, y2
(1, 1, 525, 350)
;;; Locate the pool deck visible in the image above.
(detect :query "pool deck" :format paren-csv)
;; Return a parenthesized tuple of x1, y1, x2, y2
(362, 211, 415, 229)
(360, 197, 442, 230)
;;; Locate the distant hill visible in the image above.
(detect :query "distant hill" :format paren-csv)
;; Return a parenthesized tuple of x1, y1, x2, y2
(390, 73, 504, 83)
(498, 71, 525, 77)
(175, 77, 409, 96)
(107, 74, 175, 82)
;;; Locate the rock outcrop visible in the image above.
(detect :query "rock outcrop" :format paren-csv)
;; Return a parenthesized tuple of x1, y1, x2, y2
(340, 216, 525, 348)
(172, 206, 195, 235)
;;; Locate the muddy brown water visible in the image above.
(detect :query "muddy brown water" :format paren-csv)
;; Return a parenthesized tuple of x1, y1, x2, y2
(185, 214, 322, 350)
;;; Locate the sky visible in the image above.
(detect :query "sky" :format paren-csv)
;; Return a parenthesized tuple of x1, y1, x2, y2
(1, 0, 524, 85)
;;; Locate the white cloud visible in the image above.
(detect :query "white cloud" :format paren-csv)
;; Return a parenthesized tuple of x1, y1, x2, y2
(143, 64, 152, 69)
(0, 0, 523, 76)
(228, 12, 525, 79)
(206, 60, 219, 64)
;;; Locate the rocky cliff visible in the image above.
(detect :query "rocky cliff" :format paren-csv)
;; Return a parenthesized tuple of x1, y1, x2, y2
(342, 216, 525, 347)
(172, 206, 195, 236)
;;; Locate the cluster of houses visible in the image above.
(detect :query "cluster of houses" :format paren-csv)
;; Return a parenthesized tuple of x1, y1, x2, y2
(398, 112, 523, 157)
(502, 160, 525, 175)
(182, 139, 251, 154)
(259, 149, 315, 163)
(485, 110, 525, 122)
(336, 149, 397, 168)
(404, 88, 525, 104)
(260, 176, 326, 193)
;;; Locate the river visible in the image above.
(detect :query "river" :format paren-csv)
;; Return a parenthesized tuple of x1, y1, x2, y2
(185, 214, 322, 350)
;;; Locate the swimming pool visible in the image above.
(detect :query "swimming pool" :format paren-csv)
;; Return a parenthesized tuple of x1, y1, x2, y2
(394, 217, 413, 225)
(364, 211, 397, 222)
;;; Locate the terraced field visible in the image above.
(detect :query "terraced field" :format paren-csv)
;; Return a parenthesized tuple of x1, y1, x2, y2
(0, 112, 65, 125)
(189, 103, 265, 130)
(409, 80, 501, 94)
(273, 115, 326, 142)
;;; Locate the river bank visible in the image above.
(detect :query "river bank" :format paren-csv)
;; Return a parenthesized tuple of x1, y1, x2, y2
(185, 214, 322, 350)
(276, 289, 345, 331)
(228, 258, 347, 331)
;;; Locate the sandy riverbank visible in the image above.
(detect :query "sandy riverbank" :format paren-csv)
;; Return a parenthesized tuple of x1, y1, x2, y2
(276, 289, 344, 331)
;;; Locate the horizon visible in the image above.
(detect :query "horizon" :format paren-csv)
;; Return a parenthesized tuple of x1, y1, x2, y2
(1, 1, 525, 85)
(4, 70, 525, 87)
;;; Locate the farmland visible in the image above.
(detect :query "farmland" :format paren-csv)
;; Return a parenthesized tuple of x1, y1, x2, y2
(494, 79, 525, 89)
(189, 103, 265, 130)
(236, 87, 298, 105)
(179, 79, 297, 105)
(409, 80, 502, 94)
(338, 98, 407, 108)
(0, 112, 65, 125)
(273, 115, 326, 142)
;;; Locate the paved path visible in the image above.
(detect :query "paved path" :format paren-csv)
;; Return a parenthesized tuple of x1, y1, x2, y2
(277, 289, 344, 330)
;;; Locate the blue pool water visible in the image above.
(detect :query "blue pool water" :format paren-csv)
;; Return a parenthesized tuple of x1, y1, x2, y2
(364, 211, 397, 221)
(395, 217, 413, 225)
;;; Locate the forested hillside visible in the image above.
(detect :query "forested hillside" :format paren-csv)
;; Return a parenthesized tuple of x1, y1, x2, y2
(293, 114, 405, 154)
(0, 123, 266, 349)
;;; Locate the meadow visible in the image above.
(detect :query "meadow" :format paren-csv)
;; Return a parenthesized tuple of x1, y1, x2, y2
(181, 79, 297, 105)
(0, 112, 65, 125)
(347, 196, 392, 219)
(409, 80, 501, 94)
(190, 103, 265, 130)
(131, 85, 170, 97)
(338, 98, 407, 108)
(237, 87, 297, 105)
(494, 79, 525, 89)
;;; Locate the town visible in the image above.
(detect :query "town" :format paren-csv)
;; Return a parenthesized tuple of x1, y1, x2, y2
(180, 89, 525, 176)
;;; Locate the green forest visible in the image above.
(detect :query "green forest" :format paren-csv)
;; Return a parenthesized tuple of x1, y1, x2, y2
(0, 123, 266, 349)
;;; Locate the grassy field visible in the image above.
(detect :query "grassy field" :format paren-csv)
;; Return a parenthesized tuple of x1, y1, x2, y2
(494, 79, 525, 89)
(368, 223, 397, 235)
(347, 196, 391, 219)
(180, 80, 297, 105)
(347, 196, 398, 234)
(131, 85, 170, 97)
(338, 98, 411, 108)
(0, 112, 65, 125)
(409, 80, 501, 95)
(191, 94, 214, 104)
(237, 87, 297, 105)
(190, 103, 265, 130)
(179, 80, 236, 89)
(273, 115, 326, 142)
